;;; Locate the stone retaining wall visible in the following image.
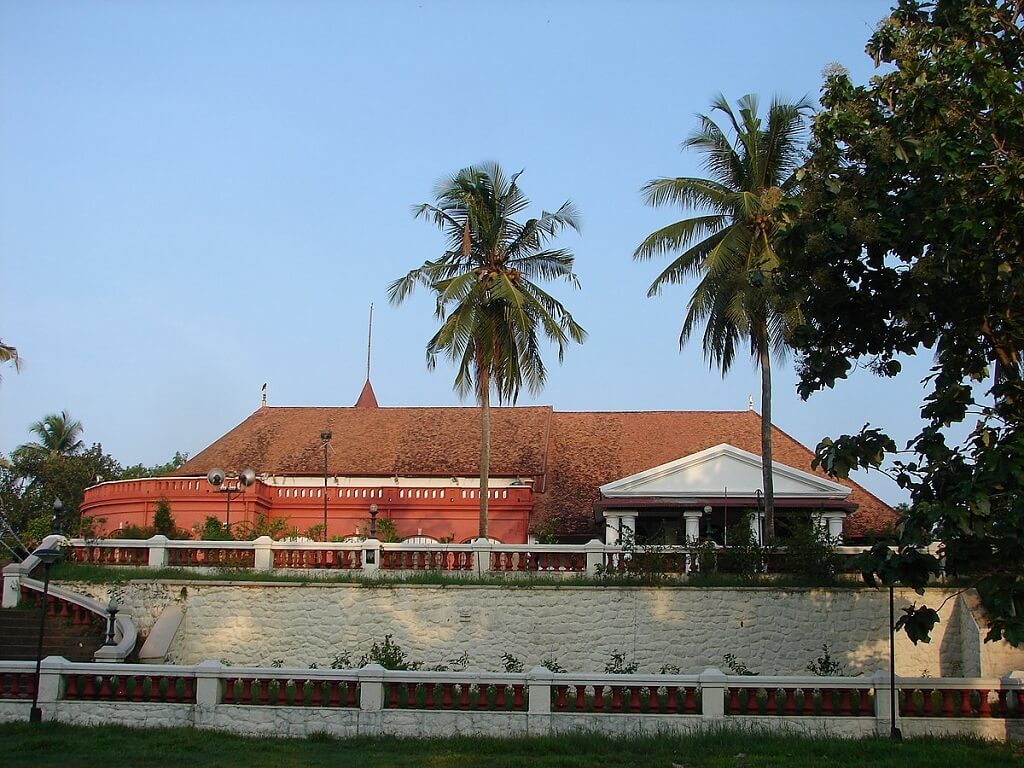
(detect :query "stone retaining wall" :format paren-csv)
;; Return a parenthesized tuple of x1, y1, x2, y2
(67, 582, 1024, 676)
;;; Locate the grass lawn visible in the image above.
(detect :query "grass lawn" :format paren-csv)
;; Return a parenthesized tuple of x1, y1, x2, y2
(0, 723, 1018, 768)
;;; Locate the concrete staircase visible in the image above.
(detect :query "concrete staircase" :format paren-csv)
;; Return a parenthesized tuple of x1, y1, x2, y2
(0, 605, 106, 662)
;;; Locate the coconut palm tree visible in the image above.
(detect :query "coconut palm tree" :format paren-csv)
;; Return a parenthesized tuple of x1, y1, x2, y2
(0, 339, 20, 383)
(19, 410, 85, 458)
(634, 94, 810, 541)
(389, 163, 586, 539)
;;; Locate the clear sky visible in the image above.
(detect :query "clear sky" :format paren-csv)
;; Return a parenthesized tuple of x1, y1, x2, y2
(1, 0, 923, 504)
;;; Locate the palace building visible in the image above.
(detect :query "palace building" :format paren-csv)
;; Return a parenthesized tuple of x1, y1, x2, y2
(80, 381, 895, 544)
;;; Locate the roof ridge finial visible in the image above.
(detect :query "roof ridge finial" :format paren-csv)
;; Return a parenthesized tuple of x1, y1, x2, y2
(261, 382, 268, 408)
(747, 394, 753, 412)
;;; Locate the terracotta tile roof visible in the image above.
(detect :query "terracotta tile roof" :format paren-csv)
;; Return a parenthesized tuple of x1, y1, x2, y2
(537, 410, 894, 539)
(175, 406, 895, 538)
(176, 405, 551, 478)
(355, 380, 378, 408)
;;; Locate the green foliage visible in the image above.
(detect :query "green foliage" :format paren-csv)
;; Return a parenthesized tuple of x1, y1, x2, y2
(659, 663, 681, 675)
(786, 0, 1024, 645)
(635, 94, 811, 540)
(368, 517, 401, 543)
(359, 634, 421, 670)
(330, 651, 353, 669)
(234, 512, 289, 541)
(303, 524, 326, 541)
(783, 521, 840, 583)
(501, 653, 524, 673)
(717, 513, 767, 578)
(152, 498, 176, 537)
(196, 516, 233, 541)
(806, 644, 845, 677)
(603, 651, 638, 675)
(120, 452, 189, 480)
(22, 514, 54, 547)
(722, 653, 757, 676)
(108, 524, 154, 540)
(539, 656, 565, 674)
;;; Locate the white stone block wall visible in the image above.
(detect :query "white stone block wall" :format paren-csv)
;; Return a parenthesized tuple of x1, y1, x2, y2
(60, 581, 1020, 676)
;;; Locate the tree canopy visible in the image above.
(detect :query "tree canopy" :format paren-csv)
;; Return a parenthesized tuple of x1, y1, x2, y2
(635, 94, 810, 540)
(389, 163, 585, 537)
(786, 0, 1024, 644)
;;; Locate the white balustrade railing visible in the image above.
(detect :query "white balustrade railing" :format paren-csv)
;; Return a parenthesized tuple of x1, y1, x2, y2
(1, 658, 1020, 740)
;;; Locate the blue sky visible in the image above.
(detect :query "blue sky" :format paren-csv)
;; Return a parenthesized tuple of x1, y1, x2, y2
(1, 0, 923, 503)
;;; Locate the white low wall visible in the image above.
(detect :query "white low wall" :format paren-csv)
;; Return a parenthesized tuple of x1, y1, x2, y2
(65, 581, 1024, 677)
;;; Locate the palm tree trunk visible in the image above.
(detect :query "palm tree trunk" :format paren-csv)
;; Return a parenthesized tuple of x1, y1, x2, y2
(760, 343, 775, 542)
(478, 367, 490, 541)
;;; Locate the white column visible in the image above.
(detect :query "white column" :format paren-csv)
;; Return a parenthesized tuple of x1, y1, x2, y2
(471, 538, 493, 575)
(2, 564, 22, 608)
(36, 656, 66, 720)
(698, 667, 727, 720)
(361, 538, 381, 574)
(358, 664, 386, 711)
(252, 536, 274, 571)
(195, 660, 223, 710)
(749, 512, 764, 545)
(824, 512, 846, 540)
(147, 535, 169, 569)
(620, 513, 637, 542)
(683, 510, 703, 543)
(584, 539, 605, 575)
(603, 513, 622, 545)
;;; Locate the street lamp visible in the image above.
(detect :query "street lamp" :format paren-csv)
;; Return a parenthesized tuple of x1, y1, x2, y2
(51, 498, 63, 536)
(320, 431, 332, 542)
(369, 503, 379, 538)
(104, 597, 120, 646)
(29, 545, 62, 723)
(206, 468, 257, 533)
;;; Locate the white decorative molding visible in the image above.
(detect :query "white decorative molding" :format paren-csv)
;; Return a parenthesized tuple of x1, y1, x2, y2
(599, 443, 851, 500)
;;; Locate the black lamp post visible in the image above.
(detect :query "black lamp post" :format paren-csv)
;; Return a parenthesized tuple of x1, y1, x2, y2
(206, 468, 256, 533)
(889, 585, 902, 740)
(104, 597, 120, 646)
(29, 545, 62, 723)
(321, 431, 332, 542)
(51, 498, 63, 536)
(369, 503, 379, 538)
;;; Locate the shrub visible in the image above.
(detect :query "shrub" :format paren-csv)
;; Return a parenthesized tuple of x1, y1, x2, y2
(783, 522, 840, 583)
(359, 634, 420, 670)
(195, 516, 232, 541)
(108, 523, 154, 540)
(501, 652, 524, 673)
(604, 650, 638, 675)
(152, 498, 176, 537)
(807, 644, 846, 677)
(234, 512, 289, 541)
(540, 656, 565, 673)
(330, 651, 354, 669)
(723, 653, 758, 676)
(717, 512, 767, 578)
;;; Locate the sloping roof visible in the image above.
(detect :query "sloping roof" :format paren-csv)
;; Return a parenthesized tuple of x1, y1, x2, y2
(176, 406, 551, 478)
(355, 380, 379, 408)
(175, 406, 895, 538)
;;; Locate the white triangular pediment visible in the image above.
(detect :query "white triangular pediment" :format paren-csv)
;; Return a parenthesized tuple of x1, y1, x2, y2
(599, 443, 851, 500)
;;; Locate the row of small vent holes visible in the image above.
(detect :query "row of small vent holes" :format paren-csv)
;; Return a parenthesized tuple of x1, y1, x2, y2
(274, 488, 512, 500)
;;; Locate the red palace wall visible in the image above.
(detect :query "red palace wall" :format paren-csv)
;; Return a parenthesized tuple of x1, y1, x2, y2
(79, 478, 533, 543)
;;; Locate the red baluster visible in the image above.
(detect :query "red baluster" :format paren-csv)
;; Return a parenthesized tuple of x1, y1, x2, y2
(802, 687, 815, 715)
(512, 684, 525, 710)
(388, 682, 399, 708)
(684, 686, 698, 714)
(183, 677, 195, 702)
(64, 675, 79, 699)
(555, 685, 567, 711)
(346, 681, 358, 707)
(309, 680, 323, 707)
(647, 685, 660, 713)
(746, 688, 760, 714)
(98, 675, 112, 700)
(495, 685, 506, 709)
(223, 678, 236, 704)
(783, 688, 796, 715)
(996, 690, 1008, 717)
(115, 676, 129, 700)
(940, 689, 954, 717)
(458, 683, 470, 709)
(666, 685, 678, 713)
(959, 688, 973, 716)
(922, 688, 934, 716)
(573, 685, 585, 712)
(610, 685, 623, 712)
(979, 689, 991, 717)
(477, 683, 489, 710)
(257, 679, 269, 705)
(423, 683, 435, 708)
(405, 682, 418, 707)
(839, 688, 852, 716)
(593, 685, 604, 711)
(766, 687, 778, 715)
(728, 687, 741, 715)
(629, 685, 641, 713)
(440, 683, 454, 709)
